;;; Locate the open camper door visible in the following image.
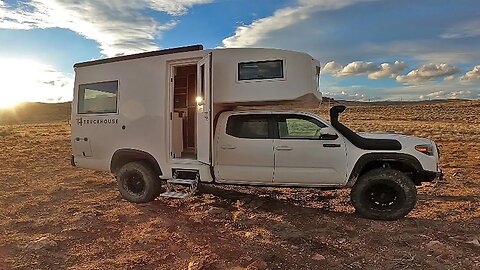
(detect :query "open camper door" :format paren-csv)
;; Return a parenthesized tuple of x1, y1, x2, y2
(196, 53, 212, 165)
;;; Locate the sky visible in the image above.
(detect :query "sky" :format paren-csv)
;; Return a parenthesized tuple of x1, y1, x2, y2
(0, 0, 479, 107)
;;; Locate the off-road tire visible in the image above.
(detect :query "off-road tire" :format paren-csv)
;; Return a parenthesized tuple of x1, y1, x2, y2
(116, 161, 161, 203)
(350, 168, 417, 220)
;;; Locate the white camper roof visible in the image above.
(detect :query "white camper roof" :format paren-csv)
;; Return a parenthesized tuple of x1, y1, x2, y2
(74, 45, 322, 106)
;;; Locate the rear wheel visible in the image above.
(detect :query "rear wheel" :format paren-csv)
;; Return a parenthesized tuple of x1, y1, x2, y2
(350, 168, 417, 220)
(116, 161, 161, 203)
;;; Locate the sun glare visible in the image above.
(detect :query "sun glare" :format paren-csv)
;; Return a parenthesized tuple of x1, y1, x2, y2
(0, 58, 73, 108)
(0, 98, 20, 109)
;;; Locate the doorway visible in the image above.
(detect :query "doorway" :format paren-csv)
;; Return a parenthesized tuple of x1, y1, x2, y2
(172, 64, 197, 159)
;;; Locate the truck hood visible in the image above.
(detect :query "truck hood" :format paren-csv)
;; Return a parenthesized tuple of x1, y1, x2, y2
(358, 132, 433, 145)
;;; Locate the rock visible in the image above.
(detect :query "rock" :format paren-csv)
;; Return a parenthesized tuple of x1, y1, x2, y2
(246, 259, 267, 270)
(188, 259, 205, 270)
(24, 237, 57, 251)
(466, 238, 480, 247)
(244, 231, 260, 239)
(426, 240, 451, 255)
(209, 207, 230, 218)
(312, 253, 326, 261)
(138, 234, 155, 245)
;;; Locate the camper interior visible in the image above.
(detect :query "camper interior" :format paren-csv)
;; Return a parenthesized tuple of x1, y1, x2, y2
(172, 64, 197, 159)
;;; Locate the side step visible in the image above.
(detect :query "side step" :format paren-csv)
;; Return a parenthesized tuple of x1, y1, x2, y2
(159, 191, 190, 199)
(167, 179, 196, 185)
(159, 172, 199, 199)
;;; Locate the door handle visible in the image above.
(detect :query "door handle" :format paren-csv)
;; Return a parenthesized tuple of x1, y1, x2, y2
(323, 143, 341, 148)
(221, 145, 236, 150)
(276, 146, 293, 151)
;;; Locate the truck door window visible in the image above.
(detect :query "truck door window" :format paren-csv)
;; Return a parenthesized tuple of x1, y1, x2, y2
(226, 115, 271, 139)
(78, 81, 118, 114)
(278, 115, 326, 140)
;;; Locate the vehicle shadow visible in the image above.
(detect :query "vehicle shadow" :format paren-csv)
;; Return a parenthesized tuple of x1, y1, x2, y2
(196, 183, 349, 216)
(418, 194, 480, 202)
(134, 183, 480, 269)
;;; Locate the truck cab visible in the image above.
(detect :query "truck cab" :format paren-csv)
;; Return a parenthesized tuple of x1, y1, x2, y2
(214, 110, 348, 186)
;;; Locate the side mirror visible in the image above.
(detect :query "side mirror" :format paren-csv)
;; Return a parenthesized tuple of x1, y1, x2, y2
(319, 127, 338, 140)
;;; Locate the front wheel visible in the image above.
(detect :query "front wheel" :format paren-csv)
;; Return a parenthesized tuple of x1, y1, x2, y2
(116, 161, 161, 203)
(350, 168, 417, 220)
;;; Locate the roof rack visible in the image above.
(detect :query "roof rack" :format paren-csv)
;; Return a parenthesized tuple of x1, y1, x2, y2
(74, 44, 203, 68)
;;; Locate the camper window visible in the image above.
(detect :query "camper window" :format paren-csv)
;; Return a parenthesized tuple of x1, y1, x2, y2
(78, 81, 118, 114)
(238, 60, 284, 81)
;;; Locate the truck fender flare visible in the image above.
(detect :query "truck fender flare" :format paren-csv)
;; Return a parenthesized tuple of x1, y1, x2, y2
(110, 149, 162, 176)
(346, 153, 423, 187)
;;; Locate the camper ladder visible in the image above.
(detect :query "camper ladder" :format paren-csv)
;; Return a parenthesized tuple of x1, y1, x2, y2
(159, 170, 199, 199)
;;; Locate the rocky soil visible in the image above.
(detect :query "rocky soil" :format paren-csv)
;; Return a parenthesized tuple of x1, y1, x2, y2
(0, 101, 479, 269)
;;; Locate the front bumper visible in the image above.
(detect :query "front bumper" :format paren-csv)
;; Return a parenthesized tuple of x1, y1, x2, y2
(419, 169, 444, 182)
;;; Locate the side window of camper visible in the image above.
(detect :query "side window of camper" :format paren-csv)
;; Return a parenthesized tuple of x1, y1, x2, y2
(78, 81, 118, 114)
(226, 115, 271, 139)
(238, 60, 284, 81)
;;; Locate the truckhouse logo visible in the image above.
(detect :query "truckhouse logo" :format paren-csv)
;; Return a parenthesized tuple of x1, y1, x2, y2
(76, 117, 119, 126)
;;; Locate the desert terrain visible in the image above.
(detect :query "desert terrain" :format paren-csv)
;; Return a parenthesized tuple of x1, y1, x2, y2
(0, 100, 479, 269)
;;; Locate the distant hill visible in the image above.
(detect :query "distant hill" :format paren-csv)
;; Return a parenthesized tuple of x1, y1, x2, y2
(0, 102, 71, 125)
(0, 98, 474, 125)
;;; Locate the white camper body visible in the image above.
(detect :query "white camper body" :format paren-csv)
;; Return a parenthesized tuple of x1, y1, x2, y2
(72, 45, 442, 220)
(72, 46, 321, 182)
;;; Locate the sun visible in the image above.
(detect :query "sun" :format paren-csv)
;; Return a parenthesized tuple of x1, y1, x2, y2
(0, 95, 20, 109)
(0, 58, 72, 108)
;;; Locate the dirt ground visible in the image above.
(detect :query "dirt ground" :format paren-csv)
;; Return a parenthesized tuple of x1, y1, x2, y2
(0, 101, 479, 269)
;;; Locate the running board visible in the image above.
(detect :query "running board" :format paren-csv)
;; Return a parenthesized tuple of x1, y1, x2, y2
(159, 191, 190, 199)
(159, 172, 199, 199)
(167, 179, 196, 185)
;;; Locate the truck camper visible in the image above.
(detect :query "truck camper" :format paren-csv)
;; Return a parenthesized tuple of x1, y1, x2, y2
(72, 45, 442, 220)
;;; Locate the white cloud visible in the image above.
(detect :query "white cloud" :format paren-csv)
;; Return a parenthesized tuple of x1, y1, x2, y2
(148, 0, 214, 15)
(419, 90, 480, 100)
(336, 61, 377, 77)
(396, 63, 459, 83)
(323, 60, 406, 79)
(0, 0, 212, 56)
(444, 75, 455, 81)
(441, 19, 480, 39)
(222, 0, 377, 48)
(322, 61, 343, 74)
(460, 65, 480, 81)
(323, 90, 369, 101)
(368, 61, 407, 79)
(0, 58, 73, 105)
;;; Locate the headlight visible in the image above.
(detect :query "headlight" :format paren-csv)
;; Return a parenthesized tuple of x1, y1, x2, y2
(415, 144, 434, 156)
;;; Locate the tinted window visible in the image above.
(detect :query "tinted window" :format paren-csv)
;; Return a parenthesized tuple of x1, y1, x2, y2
(226, 115, 270, 139)
(78, 81, 118, 114)
(238, 60, 284, 81)
(278, 115, 326, 139)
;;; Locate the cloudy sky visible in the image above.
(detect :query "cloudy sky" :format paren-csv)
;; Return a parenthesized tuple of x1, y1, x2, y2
(0, 0, 479, 106)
